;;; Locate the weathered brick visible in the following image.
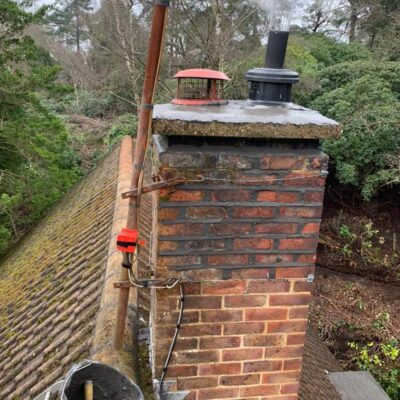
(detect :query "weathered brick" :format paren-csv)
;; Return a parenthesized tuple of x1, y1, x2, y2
(158, 241, 179, 251)
(185, 296, 222, 310)
(281, 382, 300, 394)
(255, 254, 294, 265)
(257, 191, 299, 203)
(200, 336, 241, 350)
(225, 295, 266, 308)
(261, 155, 305, 170)
(167, 365, 198, 378)
(302, 223, 320, 234)
(187, 206, 228, 219)
(240, 384, 280, 397)
(224, 322, 265, 335)
(289, 307, 309, 320)
(269, 294, 311, 307)
(168, 190, 204, 201)
(276, 267, 311, 279)
(184, 239, 226, 251)
(267, 320, 308, 334)
(212, 190, 251, 202)
(283, 359, 303, 371)
(201, 310, 243, 322)
(292, 281, 312, 293)
(158, 255, 201, 267)
(287, 334, 306, 346)
(231, 268, 271, 280)
(198, 362, 241, 376)
(233, 207, 275, 218)
(159, 223, 203, 236)
(158, 208, 179, 221)
(304, 191, 324, 203)
(243, 360, 283, 373)
(262, 371, 300, 384)
(208, 254, 249, 266)
(220, 374, 260, 386)
(203, 280, 247, 295)
(243, 335, 285, 347)
(177, 376, 218, 390)
(233, 238, 273, 250)
(180, 323, 222, 337)
(284, 172, 325, 187)
(297, 254, 316, 263)
(248, 280, 290, 294)
(278, 238, 318, 250)
(255, 223, 298, 234)
(264, 346, 304, 359)
(198, 387, 239, 400)
(209, 223, 251, 235)
(245, 308, 288, 321)
(222, 348, 263, 362)
(280, 207, 322, 218)
(172, 350, 220, 364)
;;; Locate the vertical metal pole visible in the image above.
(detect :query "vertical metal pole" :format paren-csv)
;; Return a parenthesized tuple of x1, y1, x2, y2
(114, 0, 170, 351)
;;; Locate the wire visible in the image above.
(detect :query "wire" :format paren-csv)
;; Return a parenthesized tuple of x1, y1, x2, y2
(159, 282, 184, 399)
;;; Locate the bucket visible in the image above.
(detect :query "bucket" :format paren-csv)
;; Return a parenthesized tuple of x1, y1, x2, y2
(61, 361, 144, 400)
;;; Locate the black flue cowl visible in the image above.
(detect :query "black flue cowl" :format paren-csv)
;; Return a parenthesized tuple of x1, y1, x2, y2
(246, 31, 299, 104)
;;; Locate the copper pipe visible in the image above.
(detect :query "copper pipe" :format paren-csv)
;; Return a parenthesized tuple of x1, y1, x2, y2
(114, 1, 169, 350)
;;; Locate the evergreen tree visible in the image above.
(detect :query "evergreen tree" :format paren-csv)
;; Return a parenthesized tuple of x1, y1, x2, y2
(47, 0, 93, 53)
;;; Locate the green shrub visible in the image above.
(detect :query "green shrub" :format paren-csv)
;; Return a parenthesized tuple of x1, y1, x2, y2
(104, 113, 138, 146)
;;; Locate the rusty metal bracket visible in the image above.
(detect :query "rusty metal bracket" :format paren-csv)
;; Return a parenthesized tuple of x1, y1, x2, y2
(114, 281, 133, 289)
(121, 178, 186, 199)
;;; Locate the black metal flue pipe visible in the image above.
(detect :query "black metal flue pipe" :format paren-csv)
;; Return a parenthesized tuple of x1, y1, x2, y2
(265, 31, 289, 69)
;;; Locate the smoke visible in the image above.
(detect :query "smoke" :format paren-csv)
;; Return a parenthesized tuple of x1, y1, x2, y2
(252, 0, 301, 30)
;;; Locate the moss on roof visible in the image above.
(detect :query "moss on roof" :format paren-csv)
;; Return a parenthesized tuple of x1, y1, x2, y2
(0, 146, 119, 400)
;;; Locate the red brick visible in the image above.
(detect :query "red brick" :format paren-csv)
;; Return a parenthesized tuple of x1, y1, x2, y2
(243, 334, 285, 347)
(180, 324, 221, 337)
(159, 223, 203, 236)
(220, 374, 260, 386)
(158, 241, 179, 251)
(156, 338, 197, 352)
(269, 294, 311, 306)
(224, 322, 265, 335)
(209, 223, 251, 235)
(287, 334, 306, 346)
(243, 360, 283, 373)
(283, 359, 303, 371)
(280, 207, 322, 218)
(255, 223, 298, 234)
(184, 239, 226, 250)
(233, 238, 273, 250)
(198, 363, 241, 376)
(241, 385, 280, 397)
(201, 310, 243, 322)
(200, 336, 241, 349)
(225, 295, 266, 308)
(158, 255, 200, 267)
(169, 190, 203, 201)
(278, 238, 318, 250)
(257, 191, 299, 203)
(187, 206, 228, 219)
(233, 207, 275, 218)
(248, 280, 290, 294)
(264, 346, 304, 358)
(297, 255, 316, 263)
(245, 308, 288, 321)
(167, 365, 198, 378)
(159, 208, 179, 221)
(267, 320, 308, 334)
(284, 172, 325, 187)
(231, 268, 270, 280)
(184, 296, 222, 310)
(302, 223, 320, 234)
(281, 383, 300, 394)
(262, 371, 300, 384)
(289, 307, 309, 320)
(212, 190, 251, 202)
(208, 254, 249, 266)
(172, 350, 220, 364)
(177, 376, 218, 390)
(222, 348, 263, 361)
(255, 254, 294, 265)
(261, 155, 305, 170)
(198, 387, 239, 400)
(304, 191, 324, 203)
(293, 281, 312, 293)
(276, 267, 311, 279)
(203, 280, 247, 295)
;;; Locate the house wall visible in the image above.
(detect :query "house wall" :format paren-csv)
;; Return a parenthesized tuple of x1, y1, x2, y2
(150, 136, 328, 400)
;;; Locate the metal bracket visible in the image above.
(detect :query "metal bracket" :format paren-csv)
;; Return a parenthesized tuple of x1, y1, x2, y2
(307, 274, 315, 283)
(154, 0, 170, 6)
(122, 178, 186, 199)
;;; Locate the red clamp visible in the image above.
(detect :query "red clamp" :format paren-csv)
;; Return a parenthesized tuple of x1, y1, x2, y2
(116, 228, 146, 253)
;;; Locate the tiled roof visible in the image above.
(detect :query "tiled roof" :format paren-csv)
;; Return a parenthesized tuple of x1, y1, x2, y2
(0, 147, 119, 400)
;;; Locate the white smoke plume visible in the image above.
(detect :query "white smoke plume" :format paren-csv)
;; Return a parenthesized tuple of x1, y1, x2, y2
(252, 0, 301, 30)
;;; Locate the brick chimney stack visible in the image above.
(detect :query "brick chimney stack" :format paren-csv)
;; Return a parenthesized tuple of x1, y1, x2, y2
(148, 99, 340, 399)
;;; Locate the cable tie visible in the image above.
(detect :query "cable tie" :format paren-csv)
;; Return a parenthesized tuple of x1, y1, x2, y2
(155, 0, 170, 6)
(142, 103, 154, 110)
(134, 163, 145, 170)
